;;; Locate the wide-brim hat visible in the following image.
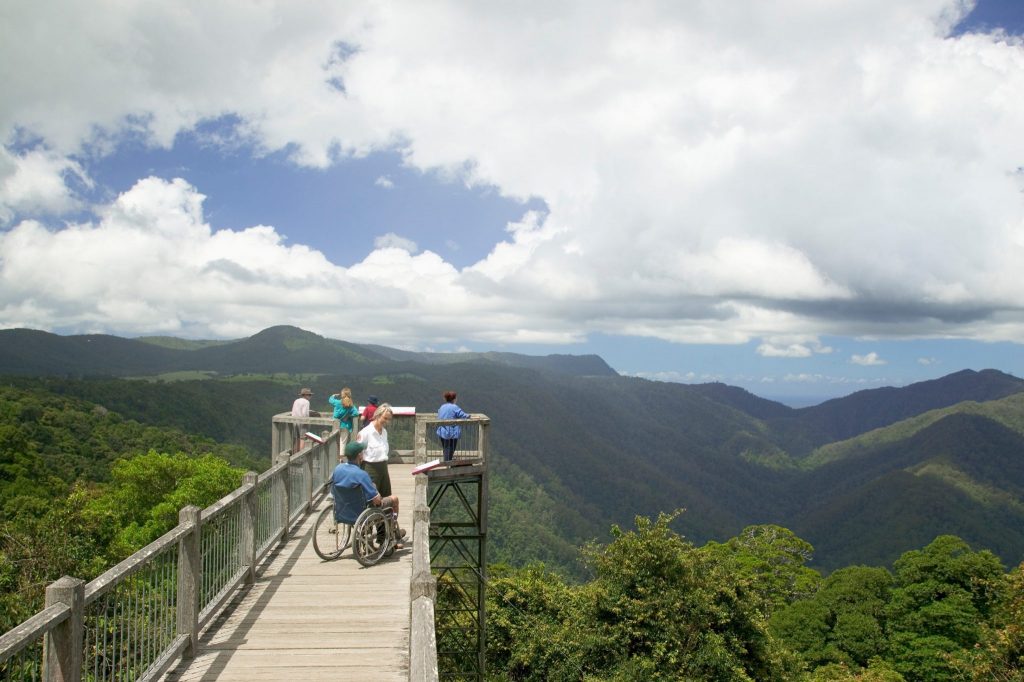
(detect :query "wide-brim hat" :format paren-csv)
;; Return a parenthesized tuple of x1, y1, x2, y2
(367, 395, 379, 405)
(300, 388, 313, 396)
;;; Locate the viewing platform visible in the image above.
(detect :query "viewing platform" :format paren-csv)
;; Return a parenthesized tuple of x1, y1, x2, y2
(0, 411, 491, 682)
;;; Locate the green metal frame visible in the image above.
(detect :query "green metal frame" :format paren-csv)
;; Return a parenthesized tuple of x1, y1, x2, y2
(428, 464, 487, 681)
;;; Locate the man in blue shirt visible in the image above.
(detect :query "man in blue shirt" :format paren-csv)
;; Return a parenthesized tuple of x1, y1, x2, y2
(332, 441, 404, 542)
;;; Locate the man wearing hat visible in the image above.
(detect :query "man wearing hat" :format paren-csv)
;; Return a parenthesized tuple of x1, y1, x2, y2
(333, 441, 405, 546)
(290, 387, 321, 450)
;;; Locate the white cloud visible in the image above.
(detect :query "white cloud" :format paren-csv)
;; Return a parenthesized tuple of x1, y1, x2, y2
(628, 370, 698, 383)
(756, 336, 834, 358)
(0, 149, 90, 222)
(758, 343, 813, 358)
(373, 232, 418, 253)
(780, 372, 893, 385)
(918, 356, 940, 365)
(851, 352, 887, 366)
(2, 1, 1024, 347)
(374, 175, 394, 189)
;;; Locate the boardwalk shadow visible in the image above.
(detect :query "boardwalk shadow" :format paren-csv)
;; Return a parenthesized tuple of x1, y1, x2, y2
(161, 507, 319, 680)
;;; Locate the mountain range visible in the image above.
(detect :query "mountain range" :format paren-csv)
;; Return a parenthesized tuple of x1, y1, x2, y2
(2, 325, 1022, 573)
(0, 326, 615, 378)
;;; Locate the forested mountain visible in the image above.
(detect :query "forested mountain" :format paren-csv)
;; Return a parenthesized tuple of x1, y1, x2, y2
(0, 326, 615, 378)
(774, 368, 1024, 452)
(361, 343, 617, 376)
(2, 326, 1023, 576)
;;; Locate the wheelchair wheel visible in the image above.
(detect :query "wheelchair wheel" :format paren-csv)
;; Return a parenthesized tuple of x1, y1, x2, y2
(313, 504, 350, 561)
(352, 508, 391, 567)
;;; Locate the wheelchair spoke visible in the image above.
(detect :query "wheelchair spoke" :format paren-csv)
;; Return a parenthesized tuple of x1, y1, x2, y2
(313, 504, 346, 560)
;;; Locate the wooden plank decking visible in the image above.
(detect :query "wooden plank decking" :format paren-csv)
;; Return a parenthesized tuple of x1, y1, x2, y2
(161, 463, 416, 682)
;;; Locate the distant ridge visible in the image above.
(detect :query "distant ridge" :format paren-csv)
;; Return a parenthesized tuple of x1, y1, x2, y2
(689, 382, 795, 420)
(182, 326, 388, 374)
(137, 336, 236, 350)
(794, 410, 1024, 568)
(793, 368, 1024, 444)
(0, 326, 617, 378)
(0, 328, 182, 376)
(360, 343, 618, 377)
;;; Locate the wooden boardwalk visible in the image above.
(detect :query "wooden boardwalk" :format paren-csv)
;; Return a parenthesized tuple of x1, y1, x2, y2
(161, 463, 416, 682)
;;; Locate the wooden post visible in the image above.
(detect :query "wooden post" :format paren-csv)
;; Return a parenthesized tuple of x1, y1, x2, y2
(478, 417, 490, 462)
(42, 577, 83, 682)
(241, 472, 258, 585)
(276, 451, 292, 543)
(304, 450, 314, 512)
(410, 475, 439, 681)
(323, 429, 335, 471)
(414, 415, 427, 464)
(271, 421, 281, 467)
(177, 505, 202, 658)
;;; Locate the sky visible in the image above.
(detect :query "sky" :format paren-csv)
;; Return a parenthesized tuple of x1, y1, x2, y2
(1, 0, 1023, 405)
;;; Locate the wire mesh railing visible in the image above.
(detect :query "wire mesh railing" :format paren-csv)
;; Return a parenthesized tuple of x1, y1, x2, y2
(0, 428, 340, 682)
(198, 503, 244, 626)
(253, 474, 283, 559)
(0, 604, 66, 682)
(287, 458, 308, 524)
(416, 415, 489, 464)
(83, 538, 182, 682)
(0, 640, 43, 681)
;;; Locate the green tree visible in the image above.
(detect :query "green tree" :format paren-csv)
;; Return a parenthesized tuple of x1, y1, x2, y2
(771, 565, 893, 670)
(588, 513, 794, 680)
(701, 524, 822, 617)
(85, 450, 243, 556)
(806, 658, 905, 681)
(950, 562, 1024, 681)
(486, 513, 799, 681)
(486, 564, 601, 681)
(0, 489, 109, 630)
(885, 535, 1005, 681)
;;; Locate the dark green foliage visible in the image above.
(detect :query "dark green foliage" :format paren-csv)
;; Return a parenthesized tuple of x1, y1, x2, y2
(0, 386, 247, 629)
(0, 490, 109, 631)
(0, 384, 260, 525)
(771, 566, 893, 669)
(85, 450, 244, 555)
(772, 536, 1011, 682)
(949, 562, 1024, 680)
(489, 460, 583, 575)
(884, 536, 1005, 681)
(700, 524, 821, 618)
(487, 513, 797, 681)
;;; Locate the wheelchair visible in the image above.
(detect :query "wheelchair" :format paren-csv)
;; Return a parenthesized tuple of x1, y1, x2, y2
(313, 484, 400, 567)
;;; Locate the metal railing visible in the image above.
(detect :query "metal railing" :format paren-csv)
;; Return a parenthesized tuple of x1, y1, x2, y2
(272, 409, 422, 464)
(270, 414, 346, 462)
(414, 414, 490, 464)
(0, 428, 340, 682)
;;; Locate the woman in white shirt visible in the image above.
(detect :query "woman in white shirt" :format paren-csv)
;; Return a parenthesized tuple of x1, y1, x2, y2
(357, 403, 394, 497)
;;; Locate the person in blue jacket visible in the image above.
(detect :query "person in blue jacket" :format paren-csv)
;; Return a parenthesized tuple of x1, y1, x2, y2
(332, 440, 405, 546)
(436, 390, 470, 462)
